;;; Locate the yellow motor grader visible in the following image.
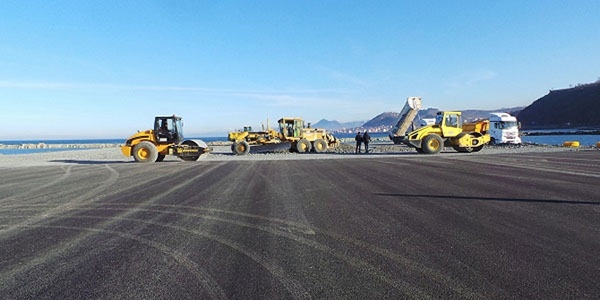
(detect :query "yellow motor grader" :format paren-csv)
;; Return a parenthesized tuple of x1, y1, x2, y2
(227, 117, 339, 155)
(121, 115, 209, 162)
(277, 117, 339, 153)
(227, 125, 286, 155)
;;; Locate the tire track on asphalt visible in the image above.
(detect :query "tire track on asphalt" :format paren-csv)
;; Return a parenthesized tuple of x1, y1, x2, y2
(444, 155, 600, 178)
(0, 224, 228, 300)
(2, 201, 485, 299)
(1, 164, 236, 299)
(0, 165, 119, 235)
(2, 204, 431, 299)
(0, 165, 74, 205)
(0, 162, 202, 234)
(74, 162, 311, 299)
(1, 161, 478, 298)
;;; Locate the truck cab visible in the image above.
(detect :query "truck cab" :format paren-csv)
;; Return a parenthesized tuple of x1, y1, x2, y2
(488, 113, 521, 144)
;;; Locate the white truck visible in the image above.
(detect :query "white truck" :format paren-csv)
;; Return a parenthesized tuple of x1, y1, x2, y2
(488, 112, 521, 144)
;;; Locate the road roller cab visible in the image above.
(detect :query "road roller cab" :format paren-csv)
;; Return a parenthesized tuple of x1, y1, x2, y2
(121, 115, 209, 163)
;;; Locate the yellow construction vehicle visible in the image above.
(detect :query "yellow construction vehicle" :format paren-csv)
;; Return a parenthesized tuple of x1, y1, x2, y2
(404, 111, 491, 154)
(389, 96, 423, 144)
(277, 117, 339, 153)
(227, 125, 286, 155)
(227, 117, 339, 155)
(121, 115, 209, 162)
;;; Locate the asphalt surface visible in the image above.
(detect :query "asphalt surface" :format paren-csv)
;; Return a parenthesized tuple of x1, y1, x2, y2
(1, 150, 599, 299)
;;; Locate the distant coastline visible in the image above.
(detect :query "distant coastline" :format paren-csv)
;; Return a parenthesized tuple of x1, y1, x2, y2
(521, 129, 600, 136)
(1, 131, 599, 156)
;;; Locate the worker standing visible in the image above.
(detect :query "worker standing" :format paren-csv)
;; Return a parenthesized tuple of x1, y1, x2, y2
(362, 131, 371, 153)
(355, 132, 363, 153)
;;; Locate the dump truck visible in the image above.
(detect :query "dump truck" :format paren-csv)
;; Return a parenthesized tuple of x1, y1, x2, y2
(404, 111, 491, 154)
(121, 115, 209, 162)
(227, 117, 339, 155)
(389, 96, 423, 144)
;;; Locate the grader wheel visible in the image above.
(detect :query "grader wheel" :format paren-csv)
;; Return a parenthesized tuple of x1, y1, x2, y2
(232, 141, 250, 156)
(312, 139, 328, 153)
(296, 139, 312, 153)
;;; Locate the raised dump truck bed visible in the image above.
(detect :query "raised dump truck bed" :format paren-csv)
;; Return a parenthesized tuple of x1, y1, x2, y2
(389, 96, 422, 144)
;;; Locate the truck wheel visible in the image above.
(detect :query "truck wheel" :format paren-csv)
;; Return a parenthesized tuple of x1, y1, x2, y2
(422, 134, 443, 154)
(296, 139, 312, 153)
(156, 154, 165, 162)
(232, 141, 250, 155)
(312, 139, 327, 153)
(132, 141, 158, 163)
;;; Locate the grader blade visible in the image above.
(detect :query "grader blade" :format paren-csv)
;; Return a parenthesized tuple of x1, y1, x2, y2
(249, 142, 292, 154)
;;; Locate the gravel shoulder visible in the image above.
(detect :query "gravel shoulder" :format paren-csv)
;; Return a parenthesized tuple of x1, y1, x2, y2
(0, 142, 587, 168)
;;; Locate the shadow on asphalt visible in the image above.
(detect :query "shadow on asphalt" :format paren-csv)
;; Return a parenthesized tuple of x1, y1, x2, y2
(374, 193, 599, 206)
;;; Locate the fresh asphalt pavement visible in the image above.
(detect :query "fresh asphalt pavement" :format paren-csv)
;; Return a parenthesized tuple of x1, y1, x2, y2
(0, 150, 599, 299)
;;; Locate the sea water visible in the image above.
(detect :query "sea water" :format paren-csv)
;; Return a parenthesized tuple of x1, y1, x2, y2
(336, 132, 600, 147)
(0, 137, 226, 155)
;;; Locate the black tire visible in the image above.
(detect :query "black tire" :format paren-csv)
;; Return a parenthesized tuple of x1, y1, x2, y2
(232, 141, 250, 155)
(132, 141, 158, 163)
(296, 139, 311, 153)
(422, 134, 443, 154)
(312, 139, 327, 153)
(156, 154, 166, 162)
(179, 140, 203, 161)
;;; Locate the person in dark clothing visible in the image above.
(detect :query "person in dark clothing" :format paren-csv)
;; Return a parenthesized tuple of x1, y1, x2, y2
(355, 132, 363, 153)
(157, 119, 172, 140)
(362, 131, 371, 153)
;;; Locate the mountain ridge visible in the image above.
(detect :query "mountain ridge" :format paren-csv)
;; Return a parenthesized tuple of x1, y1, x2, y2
(314, 80, 600, 133)
(314, 106, 525, 133)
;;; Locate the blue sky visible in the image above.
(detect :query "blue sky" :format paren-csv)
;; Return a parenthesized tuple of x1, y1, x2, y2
(1, 0, 599, 139)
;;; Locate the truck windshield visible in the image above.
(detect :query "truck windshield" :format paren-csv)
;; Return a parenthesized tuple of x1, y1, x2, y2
(497, 121, 518, 129)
